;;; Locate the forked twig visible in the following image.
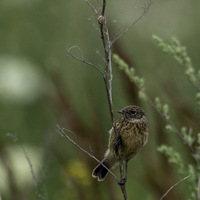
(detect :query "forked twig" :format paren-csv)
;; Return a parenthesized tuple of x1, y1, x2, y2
(67, 46, 104, 75)
(85, 0, 99, 17)
(111, 0, 152, 46)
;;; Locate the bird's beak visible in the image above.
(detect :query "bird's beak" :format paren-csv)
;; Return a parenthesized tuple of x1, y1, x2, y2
(117, 110, 123, 114)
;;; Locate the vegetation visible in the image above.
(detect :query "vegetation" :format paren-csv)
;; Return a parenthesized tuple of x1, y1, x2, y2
(1, 0, 200, 200)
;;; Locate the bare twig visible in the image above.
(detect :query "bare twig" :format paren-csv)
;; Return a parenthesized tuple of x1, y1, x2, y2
(62, 128, 78, 141)
(120, 185, 128, 200)
(102, 0, 106, 16)
(160, 174, 194, 200)
(67, 46, 104, 75)
(56, 125, 118, 181)
(98, 2, 114, 126)
(96, 2, 128, 198)
(85, 0, 99, 17)
(111, 0, 152, 46)
(57, 123, 128, 198)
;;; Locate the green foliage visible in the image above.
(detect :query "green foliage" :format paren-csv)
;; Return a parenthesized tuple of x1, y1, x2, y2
(157, 145, 198, 200)
(113, 54, 147, 101)
(113, 54, 173, 120)
(163, 104, 170, 120)
(154, 97, 170, 120)
(165, 124, 174, 134)
(2, 1, 200, 199)
(181, 127, 195, 146)
(153, 35, 200, 199)
(195, 134, 200, 162)
(154, 97, 162, 112)
(157, 145, 186, 174)
(112, 54, 135, 80)
(152, 35, 200, 91)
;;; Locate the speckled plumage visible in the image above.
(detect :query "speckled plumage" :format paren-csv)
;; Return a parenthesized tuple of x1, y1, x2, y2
(92, 105, 149, 181)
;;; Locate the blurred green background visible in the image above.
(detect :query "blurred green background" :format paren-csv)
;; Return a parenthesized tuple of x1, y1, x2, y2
(1, 0, 200, 199)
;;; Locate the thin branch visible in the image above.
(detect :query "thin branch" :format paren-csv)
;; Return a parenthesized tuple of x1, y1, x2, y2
(98, 6, 115, 127)
(110, 0, 152, 46)
(120, 185, 128, 200)
(67, 46, 104, 75)
(62, 128, 78, 141)
(160, 174, 195, 200)
(85, 0, 99, 17)
(102, 0, 106, 16)
(56, 125, 118, 181)
(97, 1, 128, 199)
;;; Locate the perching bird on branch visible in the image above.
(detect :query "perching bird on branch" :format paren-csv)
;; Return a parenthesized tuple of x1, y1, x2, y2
(92, 105, 149, 183)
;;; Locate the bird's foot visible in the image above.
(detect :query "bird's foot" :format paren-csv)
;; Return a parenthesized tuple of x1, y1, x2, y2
(117, 178, 127, 185)
(114, 138, 122, 147)
(114, 136, 122, 152)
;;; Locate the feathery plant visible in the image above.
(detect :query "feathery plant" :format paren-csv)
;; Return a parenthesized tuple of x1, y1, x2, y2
(113, 35, 200, 199)
(152, 35, 200, 92)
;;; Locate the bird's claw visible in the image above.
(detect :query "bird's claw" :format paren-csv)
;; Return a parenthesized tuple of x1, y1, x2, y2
(114, 137, 122, 153)
(117, 178, 127, 185)
(114, 138, 122, 147)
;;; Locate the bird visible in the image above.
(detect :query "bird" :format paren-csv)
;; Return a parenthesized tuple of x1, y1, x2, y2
(92, 105, 149, 183)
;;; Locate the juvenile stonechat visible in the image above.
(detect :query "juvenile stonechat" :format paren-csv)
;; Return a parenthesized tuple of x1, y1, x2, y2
(92, 105, 149, 182)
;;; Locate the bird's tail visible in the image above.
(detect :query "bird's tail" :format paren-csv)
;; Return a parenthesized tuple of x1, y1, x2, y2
(92, 154, 117, 181)
(92, 159, 111, 181)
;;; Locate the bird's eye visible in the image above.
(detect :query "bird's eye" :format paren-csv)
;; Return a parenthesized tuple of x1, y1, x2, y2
(130, 110, 136, 115)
